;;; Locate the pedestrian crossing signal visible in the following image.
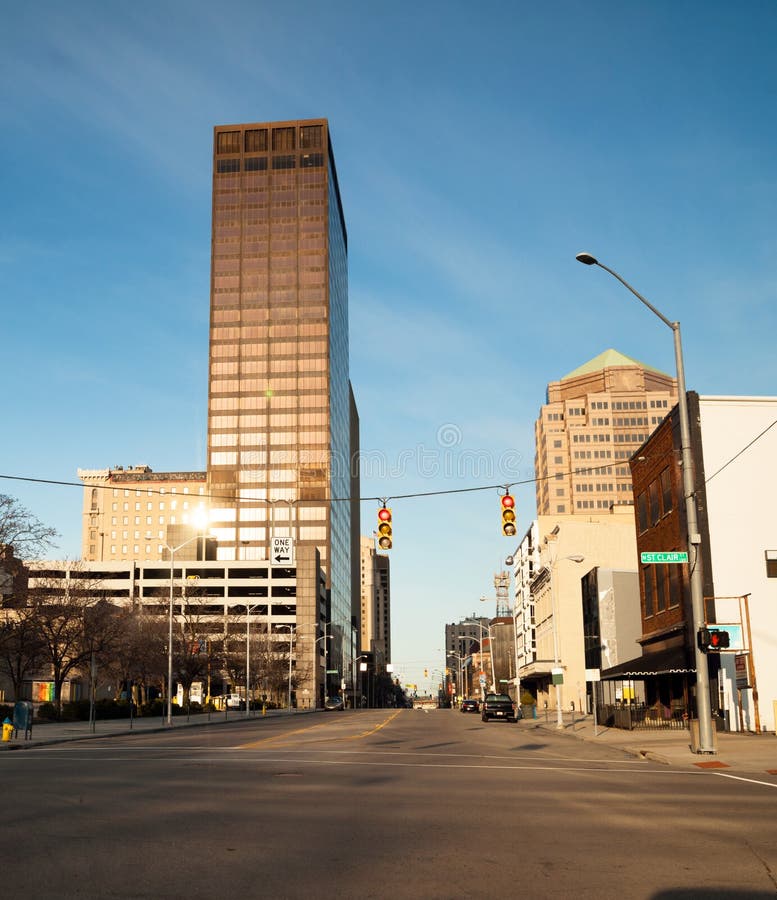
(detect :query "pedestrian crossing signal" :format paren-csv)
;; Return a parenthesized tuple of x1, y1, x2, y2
(377, 506, 393, 550)
(698, 627, 731, 652)
(501, 494, 517, 537)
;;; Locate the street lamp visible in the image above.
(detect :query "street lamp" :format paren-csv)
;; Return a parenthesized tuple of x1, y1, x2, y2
(447, 651, 465, 702)
(299, 631, 332, 707)
(163, 531, 209, 727)
(353, 655, 368, 710)
(245, 602, 265, 718)
(276, 624, 297, 712)
(576, 251, 715, 753)
(481, 589, 523, 708)
(464, 620, 497, 695)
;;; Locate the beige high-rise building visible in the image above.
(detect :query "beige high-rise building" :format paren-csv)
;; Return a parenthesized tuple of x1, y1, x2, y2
(78, 466, 207, 562)
(535, 349, 677, 516)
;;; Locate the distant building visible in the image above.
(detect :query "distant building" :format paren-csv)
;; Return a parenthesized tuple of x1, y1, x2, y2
(78, 467, 208, 562)
(535, 349, 677, 517)
(359, 536, 391, 667)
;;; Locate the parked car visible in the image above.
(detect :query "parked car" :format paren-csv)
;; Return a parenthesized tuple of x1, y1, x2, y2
(461, 698, 480, 714)
(481, 693, 519, 722)
(323, 696, 344, 711)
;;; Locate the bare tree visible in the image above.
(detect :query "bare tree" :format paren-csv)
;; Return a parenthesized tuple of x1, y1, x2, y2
(0, 606, 45, 701)
(0, 494, 58, 560)
(102, 608, 167, 707)
(29, 566, 121, 715)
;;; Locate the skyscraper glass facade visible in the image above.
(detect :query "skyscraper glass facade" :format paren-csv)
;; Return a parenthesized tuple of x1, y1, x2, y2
(207, 118, 353, 671)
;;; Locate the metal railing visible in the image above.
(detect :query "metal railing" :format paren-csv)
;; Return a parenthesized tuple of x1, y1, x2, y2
(597, 702, 690, 731)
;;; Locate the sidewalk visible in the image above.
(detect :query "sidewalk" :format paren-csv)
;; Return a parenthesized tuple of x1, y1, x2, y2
(1, 707, 312, 751)
(532, 714, 777, 775)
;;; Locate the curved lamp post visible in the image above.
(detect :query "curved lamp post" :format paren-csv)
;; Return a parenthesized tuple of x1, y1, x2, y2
(464, 619, 497, 694)
(576, 251, 714, 753)
(276, 624, 297, 712)
(547, 553, 585, 728)
(163, 529, 210, 727)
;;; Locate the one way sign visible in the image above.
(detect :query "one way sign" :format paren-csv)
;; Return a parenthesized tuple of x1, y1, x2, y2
(271, 536, 295, 566)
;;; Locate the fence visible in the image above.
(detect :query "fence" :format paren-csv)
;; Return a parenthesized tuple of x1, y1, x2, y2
(597, 702, 690, 731)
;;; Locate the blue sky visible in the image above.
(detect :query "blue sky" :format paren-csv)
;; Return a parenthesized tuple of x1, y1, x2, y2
(3, 1, 776, 691)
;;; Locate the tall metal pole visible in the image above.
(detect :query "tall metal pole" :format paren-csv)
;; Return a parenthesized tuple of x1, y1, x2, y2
(576, 253, 715, 752)
(167, 548, 175, 727)
(549, 561, 563, 728)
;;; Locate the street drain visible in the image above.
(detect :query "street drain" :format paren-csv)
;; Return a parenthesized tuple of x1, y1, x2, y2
(275, 772, 303, 777)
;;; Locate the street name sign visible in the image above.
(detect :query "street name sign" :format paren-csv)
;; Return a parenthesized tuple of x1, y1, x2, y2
(271, 536, 295, 566)
(640, 551, 689, 564)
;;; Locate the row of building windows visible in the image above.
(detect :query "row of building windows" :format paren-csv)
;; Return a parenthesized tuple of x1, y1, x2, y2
(216, 125, 323, 155)
(614, 433, 649, 443)
(110, 486, 201, 497)
(572, 434, 611, 443)
(216, 153, 324, 174)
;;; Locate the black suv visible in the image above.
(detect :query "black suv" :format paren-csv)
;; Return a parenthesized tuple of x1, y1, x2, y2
(481, 693, 519, 722)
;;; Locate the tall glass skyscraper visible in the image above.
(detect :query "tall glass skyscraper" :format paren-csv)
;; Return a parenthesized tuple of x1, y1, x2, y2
(207, 118, 357, 679)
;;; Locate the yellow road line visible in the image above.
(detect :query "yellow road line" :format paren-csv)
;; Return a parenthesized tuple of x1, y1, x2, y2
(239, 721, 330, 749)
(342, 711, 401, 740)
(239, 711, 401, 749)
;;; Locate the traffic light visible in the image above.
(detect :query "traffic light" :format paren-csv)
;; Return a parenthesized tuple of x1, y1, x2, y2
(501, 493, 517, 537)
(698, 627, 731, 652)
(377, 506, 393, 550)
(424, 669, 428, 678)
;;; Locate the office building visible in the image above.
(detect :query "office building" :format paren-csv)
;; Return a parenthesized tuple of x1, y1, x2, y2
(535, 349, 677, 516)
(78, 466, 207, 562)
(207, 119, 357, 682)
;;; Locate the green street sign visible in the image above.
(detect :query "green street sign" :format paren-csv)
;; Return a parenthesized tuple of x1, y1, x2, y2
(640, 551, 689, 564)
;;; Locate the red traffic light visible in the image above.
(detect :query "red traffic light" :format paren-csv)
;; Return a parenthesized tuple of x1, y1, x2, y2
(377, 506, 393, 550)
(501, 493, 517, 537)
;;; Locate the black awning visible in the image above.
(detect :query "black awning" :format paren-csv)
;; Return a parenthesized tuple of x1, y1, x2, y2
(602, 645, 695, 679)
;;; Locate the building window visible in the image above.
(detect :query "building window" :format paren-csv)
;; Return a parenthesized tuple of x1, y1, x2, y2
(216, 131, 240, 154)
(217, 158, 240, 174)
(245, 129, 268, 152)
(300, 153, 324, 168)
(244, 156, 268, 172)
(272, 127, 295, 151)
(643, 567, 654, 617)
(649, 480, 661, 525)
(272, 155, 296, 170)
(660, 467, 673, 515)
(300, 125, 323, 149)
(637, 492, 649, 533)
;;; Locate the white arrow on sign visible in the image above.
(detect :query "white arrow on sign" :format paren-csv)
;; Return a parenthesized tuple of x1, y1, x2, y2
(271, 536, 295, 565)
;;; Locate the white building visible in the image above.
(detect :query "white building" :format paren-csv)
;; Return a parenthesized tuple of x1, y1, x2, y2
(699, 396, 777, 733)
(510, 511, 638, 713)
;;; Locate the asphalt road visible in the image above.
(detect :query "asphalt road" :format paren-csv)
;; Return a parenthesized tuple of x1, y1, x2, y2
(3, 709, 776, 899)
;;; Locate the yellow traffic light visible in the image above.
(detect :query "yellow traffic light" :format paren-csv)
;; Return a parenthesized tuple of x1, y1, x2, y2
(501, 493, 517, 537)
(377, 506, 393, 549)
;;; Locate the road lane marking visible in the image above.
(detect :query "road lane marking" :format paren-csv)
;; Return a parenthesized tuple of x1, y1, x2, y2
(341, 711, 401, 740)
(238, 721, 332, 749)
(714, 772, 777, 789)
